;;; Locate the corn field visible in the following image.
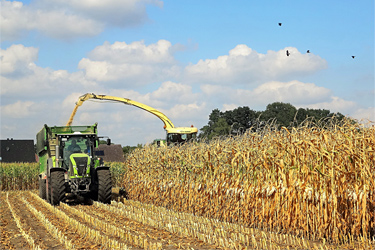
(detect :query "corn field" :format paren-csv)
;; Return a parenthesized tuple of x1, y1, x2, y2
(117, 118, 375, 245)
(0, 162, 39, 190)
(0, 162, 124, 191)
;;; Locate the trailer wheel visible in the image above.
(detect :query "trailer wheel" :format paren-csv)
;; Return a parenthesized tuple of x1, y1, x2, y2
(50, 171, 66, 205)
(97, 169, 112, 204)
(39, 178, 47, 200)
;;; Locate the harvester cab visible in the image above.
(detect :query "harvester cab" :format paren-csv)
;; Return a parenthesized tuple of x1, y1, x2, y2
(36, 123, 112, 205)
(165, 126, 198, 146)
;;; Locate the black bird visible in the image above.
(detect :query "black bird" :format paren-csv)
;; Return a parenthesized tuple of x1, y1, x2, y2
(352, 56, 355, 59)
(286, 50, 290, 56)
(307, 50, 310, 53)
(278, 23, 282, 26)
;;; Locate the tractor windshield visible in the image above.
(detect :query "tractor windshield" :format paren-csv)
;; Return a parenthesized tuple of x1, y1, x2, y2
(61, 136, 94, 169)
(65, 136, 92, 154)
(167, 133, 196, 145)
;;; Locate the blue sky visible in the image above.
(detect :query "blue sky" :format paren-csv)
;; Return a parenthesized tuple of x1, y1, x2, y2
(1, 0, 374, 146)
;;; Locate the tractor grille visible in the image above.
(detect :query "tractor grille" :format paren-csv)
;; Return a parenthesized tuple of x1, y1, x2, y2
(73, 157, 88, 176)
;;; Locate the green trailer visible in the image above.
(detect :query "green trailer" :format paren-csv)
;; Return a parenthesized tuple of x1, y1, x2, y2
(36, 123, 112, 205)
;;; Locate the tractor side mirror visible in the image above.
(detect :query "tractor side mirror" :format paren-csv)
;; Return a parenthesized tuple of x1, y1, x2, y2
(106, 138, 111, 145)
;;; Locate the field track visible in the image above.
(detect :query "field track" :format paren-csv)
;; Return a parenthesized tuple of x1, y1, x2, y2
(1, 190, 374, 250)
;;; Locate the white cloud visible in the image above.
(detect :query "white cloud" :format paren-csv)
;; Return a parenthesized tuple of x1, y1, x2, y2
(251, 81, 332, 105)
(150, 81, 200, 105)
(62, 93, 85, 109)
(0, 1, 32, 41)
(166, 102, 207, 123)
(0, 0, 162, 41)
(87, 40, 175, 64)
(0, 63, 88, 98)
(78, 59, 111, 81)
(39, 0, 163, 27)
(0, 44, 38, 76)
(201, 80, 333, 109)
(35, 10, 102, 39)
(351, 107, 375, 124)
(1, 100, 40, 118)
(78, 40, 181, 84)
(222, 103, 239, 111)
(0, 0, 102, 41)
(0, 44, 99, 98)
(185, 45, 328, 85)
(305, 96, 358, 115)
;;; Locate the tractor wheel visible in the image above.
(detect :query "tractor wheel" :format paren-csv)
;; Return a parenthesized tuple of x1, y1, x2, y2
(39, 178, 47, 200)
(97, 169, 112, 204)
(49, 171, 66, 205)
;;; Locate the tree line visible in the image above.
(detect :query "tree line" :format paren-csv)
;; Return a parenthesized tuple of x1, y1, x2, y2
(199, 102, 347, 140)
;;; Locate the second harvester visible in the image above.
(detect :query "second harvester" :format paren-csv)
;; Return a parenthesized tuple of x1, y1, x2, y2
(66, 93, 198, 145)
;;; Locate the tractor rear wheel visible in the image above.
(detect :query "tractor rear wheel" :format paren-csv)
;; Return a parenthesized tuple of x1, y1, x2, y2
(49, 171, 66, 205)
(97, 169, 112, 204)
(39, 178, 46, 199)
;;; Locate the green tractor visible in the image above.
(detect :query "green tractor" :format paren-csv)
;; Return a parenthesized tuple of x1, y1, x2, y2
(36, 123, 112, 205)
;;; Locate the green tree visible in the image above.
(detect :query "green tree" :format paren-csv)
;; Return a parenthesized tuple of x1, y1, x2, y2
(260, 102, 297, 128)
(122, 144, 142, 155)
(295, 108, 309, 124)
(199, 108, 224, 138)
(223, 106, 258, 134)
(210, 117, 230, 139)
(200, 102, 350, 140)
(295, 107, 346, 125)
(199, 107, 259, 138)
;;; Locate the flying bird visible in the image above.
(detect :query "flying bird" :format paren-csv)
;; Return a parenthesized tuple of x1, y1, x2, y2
(352, 56, 355, 59)
(278, 23, 282, 26)
(307, 50, 310, 53)
(286, 50, 290, 56)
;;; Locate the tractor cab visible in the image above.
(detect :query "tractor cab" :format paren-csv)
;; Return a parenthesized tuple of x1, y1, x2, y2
(58, 135, 96, 170)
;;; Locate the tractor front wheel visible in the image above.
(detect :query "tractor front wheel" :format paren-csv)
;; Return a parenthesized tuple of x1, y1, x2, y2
(49, 171, 66, 205)
(97, 169, 112, 204)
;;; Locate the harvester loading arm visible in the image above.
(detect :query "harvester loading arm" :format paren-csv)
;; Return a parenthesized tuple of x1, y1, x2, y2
(66, 93, 174, 129)
(66, 93, 198, 145)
